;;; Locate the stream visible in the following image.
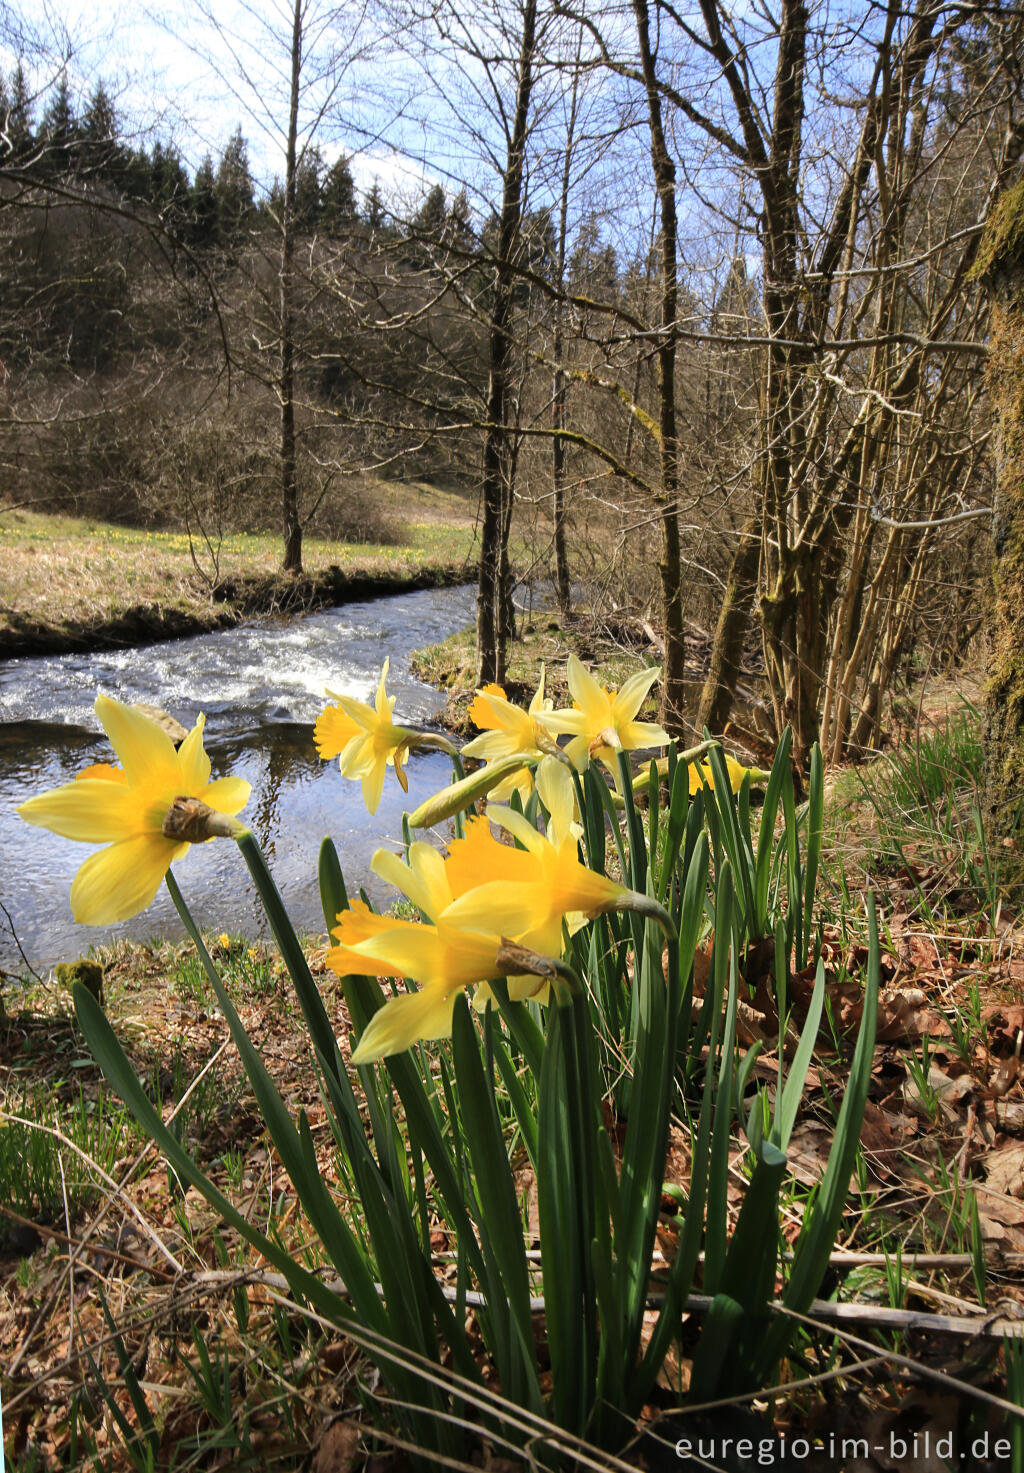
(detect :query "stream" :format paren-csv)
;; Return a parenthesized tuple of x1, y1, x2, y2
(0, 584, 477, 972)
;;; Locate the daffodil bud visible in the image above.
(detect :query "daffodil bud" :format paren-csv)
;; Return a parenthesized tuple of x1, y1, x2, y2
(407, 754, 531, 828)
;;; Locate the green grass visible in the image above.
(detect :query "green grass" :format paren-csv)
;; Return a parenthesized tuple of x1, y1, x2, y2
(822, 701, 999, 924)
(0, 1086, 141, 1250)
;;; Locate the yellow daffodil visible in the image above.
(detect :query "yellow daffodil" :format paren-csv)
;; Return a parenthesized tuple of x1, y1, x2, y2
(688, 754, 767, 795)
(461, 671, 555, 801)
(538, 655, 669, 773)
(444, 760, 628, 987)
(17, 695, 250, 926)
(315, 658, 418, 814)
(329, 901, 505, 1061)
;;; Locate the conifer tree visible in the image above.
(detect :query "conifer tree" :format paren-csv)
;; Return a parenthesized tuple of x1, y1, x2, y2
(322, 154, 357, 232)
(215, 126, 255, 238)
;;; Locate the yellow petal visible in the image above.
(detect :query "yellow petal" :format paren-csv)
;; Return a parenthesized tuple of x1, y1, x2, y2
(338, 733, 374, 778)
(18, 779, 144, 843)
(202, 776, 251, 815)
(70, 834, 187, 925)
(94, 694, 179, 791)
(485, 805, 545, 856)
(361, 758, 388, 814)
(443, 880, 548, 938)
(375, 657, 394, 720)
(612, 665, 661, 724)
(566, 654, 611, 725)
(461, 729, 514, 761)
(623, 719, 670, 750)
(372, 843, 452, 922)
(535, 757, 576, 844)
(76, 763, 126, 783)
(351, 986, 458, 1062)
(176, 715, 211, 791)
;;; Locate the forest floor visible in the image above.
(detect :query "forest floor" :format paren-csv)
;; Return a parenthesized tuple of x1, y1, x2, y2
(2, 673, 1024, 1468)
(0, 481, 480, 659)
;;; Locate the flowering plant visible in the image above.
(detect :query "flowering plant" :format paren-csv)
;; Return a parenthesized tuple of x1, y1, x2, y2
(23, 663, 878, 1461)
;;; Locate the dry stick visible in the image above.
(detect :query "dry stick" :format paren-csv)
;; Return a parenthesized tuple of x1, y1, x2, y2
(776, 1305, 1024, 1422)
(442, 1247, 1024, 1270)
(188, 1268, 1024, 1342)
(57, 1151, 74, 1362)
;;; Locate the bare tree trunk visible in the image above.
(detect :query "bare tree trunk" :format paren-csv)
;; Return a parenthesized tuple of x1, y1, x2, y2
(696, 515, 760, 733)
(476, 0, 537, 686)
(280, 0, 303, 574)
(975, 185, 1024, 865)
(551, 34, 582, 617)
(634, 0, 686, 734)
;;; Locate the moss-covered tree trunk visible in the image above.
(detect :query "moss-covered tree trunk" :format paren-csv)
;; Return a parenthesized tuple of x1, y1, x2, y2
(974, 183, 1024, 862)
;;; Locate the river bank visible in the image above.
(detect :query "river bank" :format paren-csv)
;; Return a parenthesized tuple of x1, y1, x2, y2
(0, 496, 476, 659)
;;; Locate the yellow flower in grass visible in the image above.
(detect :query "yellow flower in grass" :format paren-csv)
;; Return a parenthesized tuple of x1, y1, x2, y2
(538, 654, 669, 773)
(314, 658, 417, 814)
(17, 695, 250, 926)
(688, 754, 767, 795)
(462, 672, 555, 801)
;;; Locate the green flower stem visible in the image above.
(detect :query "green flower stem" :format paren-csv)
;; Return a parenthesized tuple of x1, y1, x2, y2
(608, 891, 677, 943)
(406, 730, 461, 759)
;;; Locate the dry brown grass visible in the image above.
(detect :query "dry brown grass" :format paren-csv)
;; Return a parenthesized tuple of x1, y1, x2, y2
(0, 496, 478, 650)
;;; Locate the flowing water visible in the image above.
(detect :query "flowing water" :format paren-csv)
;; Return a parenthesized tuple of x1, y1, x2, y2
(0, 584, 477, 971)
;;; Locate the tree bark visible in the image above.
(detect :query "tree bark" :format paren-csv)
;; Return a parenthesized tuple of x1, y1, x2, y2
(476, 0, 537, 686)
(975, 184, 1024, 866)
(280, 0, 303, 574)
(551, 36, 581, 618)
(696, 515, 760, 734)
(633, 0, 686, 734)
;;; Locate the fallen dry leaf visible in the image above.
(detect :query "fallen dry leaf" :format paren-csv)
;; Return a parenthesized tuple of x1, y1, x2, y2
(313, 1418, 361, 1473)
(982, 1142, 1024, 1199)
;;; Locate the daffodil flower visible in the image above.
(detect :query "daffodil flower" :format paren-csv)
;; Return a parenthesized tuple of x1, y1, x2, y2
(444, 760, 630, 1002)
(461, 671, 556, 801)
(17, 695, 250, 926)
(329, 901, 505, 1061)
(315, 658, 457, 814)
(315, 658, 419, 814)
(688, 754, 768, 794)
(538, 654, 669, 773)
(327, 839, 510, 1058)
